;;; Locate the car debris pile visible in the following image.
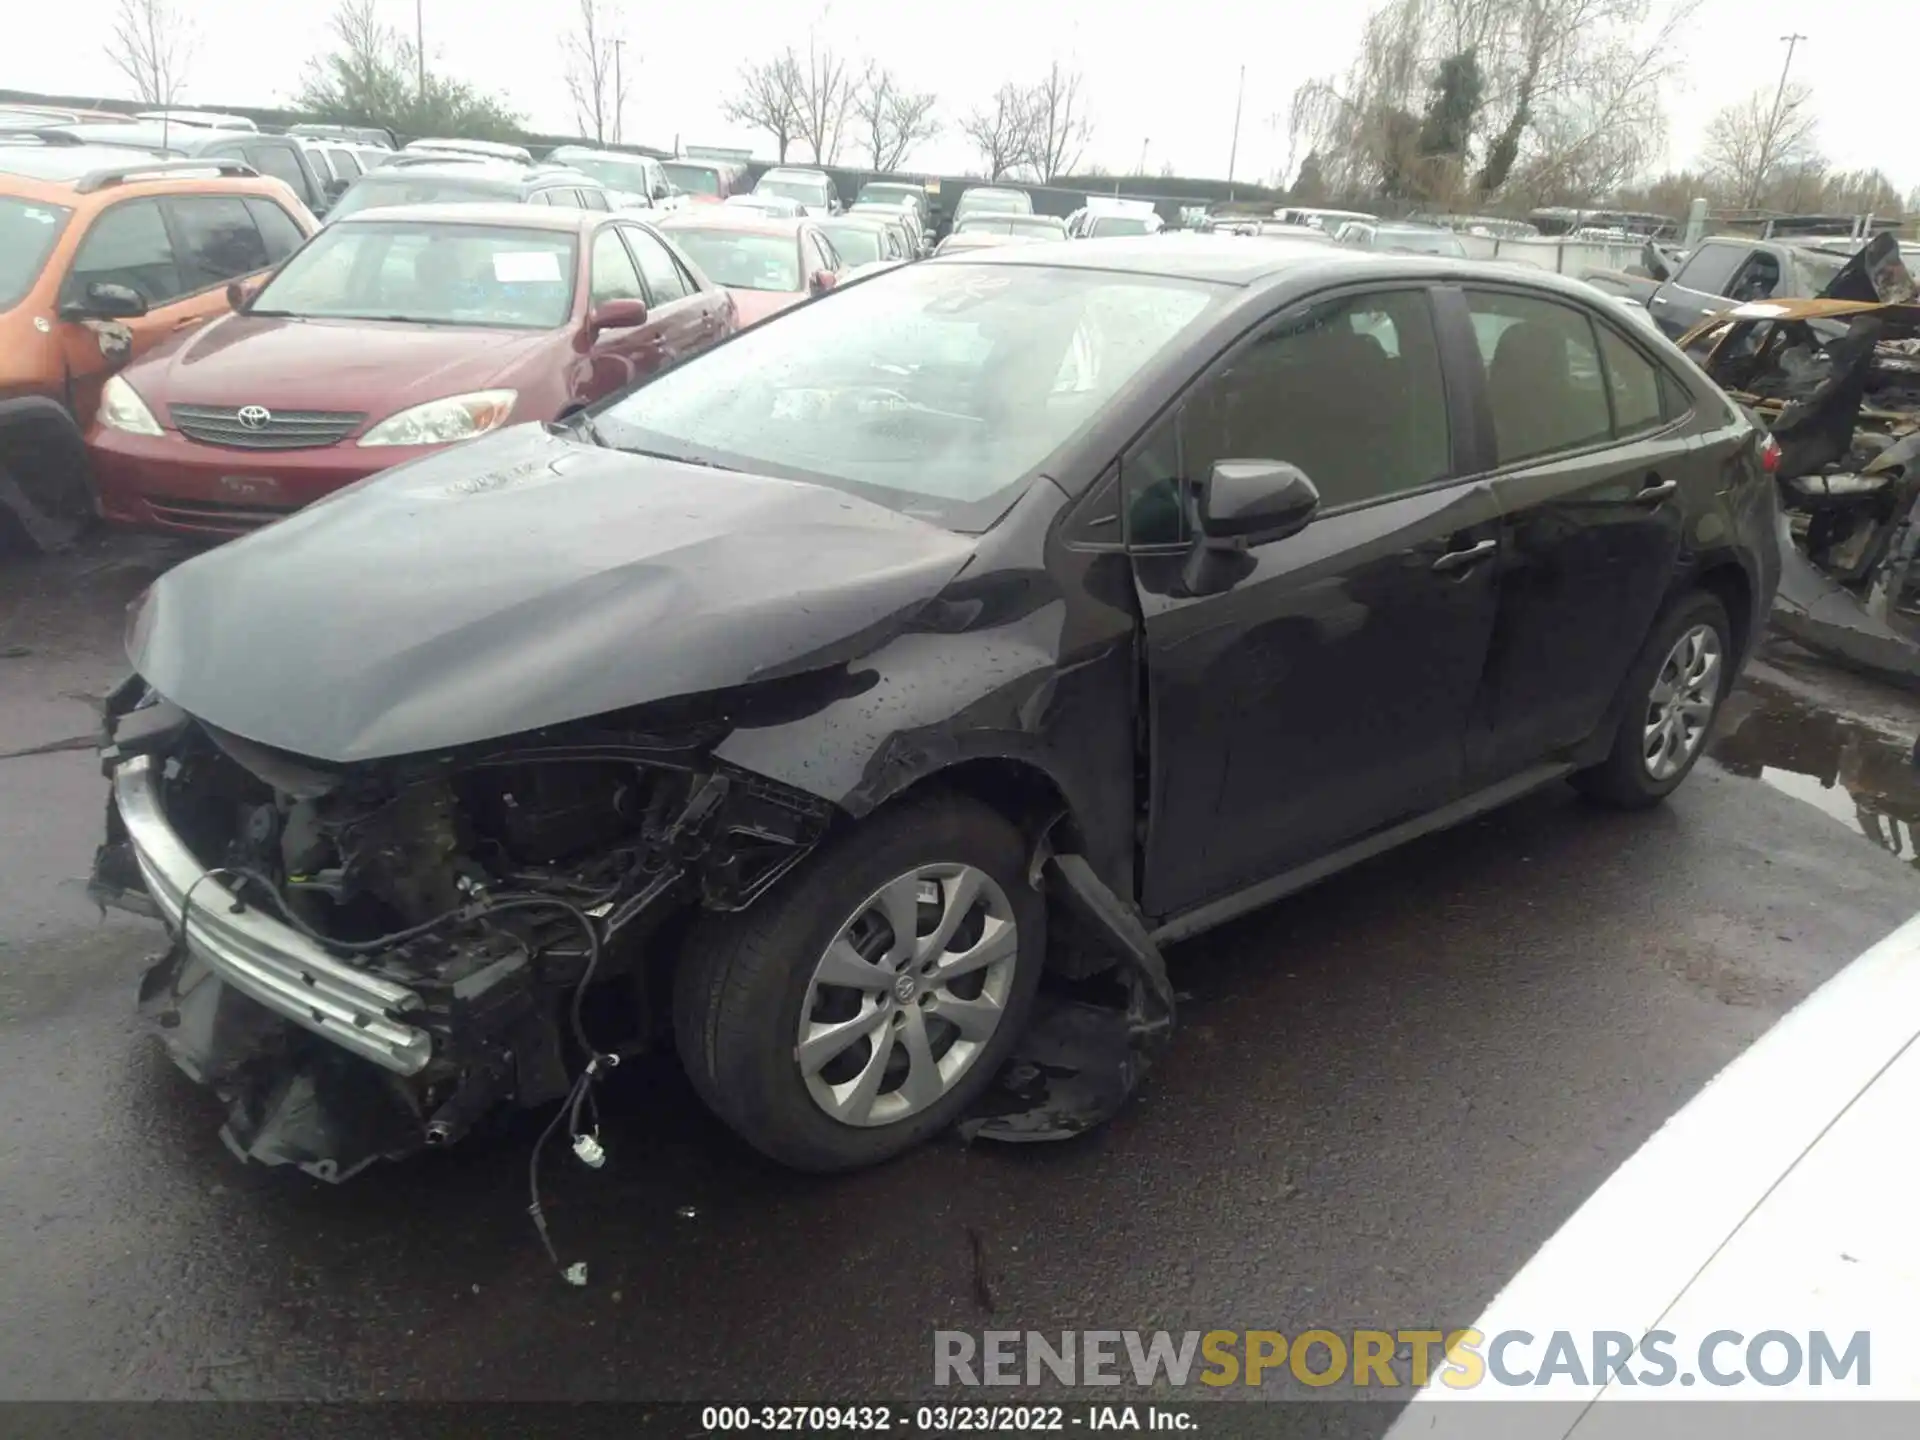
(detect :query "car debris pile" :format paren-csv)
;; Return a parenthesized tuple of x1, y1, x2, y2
(1684, 236, 1920, 681)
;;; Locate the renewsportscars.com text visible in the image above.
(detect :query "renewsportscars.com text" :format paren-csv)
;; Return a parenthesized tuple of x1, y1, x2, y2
(933, 1329, 1872, 1390)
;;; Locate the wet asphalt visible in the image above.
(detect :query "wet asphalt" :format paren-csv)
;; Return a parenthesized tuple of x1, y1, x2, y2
(5, 533, 1920, 1406)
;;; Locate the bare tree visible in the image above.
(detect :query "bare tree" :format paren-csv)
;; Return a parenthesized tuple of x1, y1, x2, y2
(852, 65, 940, 172)
(561, 0, 629, 145)
(1701, 82, 1820, 209)
(791, 35, 857, 164)
(1021, 60, 1091, 181)
(1291, 0, 1702, 205)
(722, 51, 803, 163)
(959, 84, 1034, 181)
(106, 0, 194, 108)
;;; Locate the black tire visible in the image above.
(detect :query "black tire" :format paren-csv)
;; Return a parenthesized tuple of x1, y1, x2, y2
(673, 792, 1044, 1172)
(1573, 590, 1732, 809)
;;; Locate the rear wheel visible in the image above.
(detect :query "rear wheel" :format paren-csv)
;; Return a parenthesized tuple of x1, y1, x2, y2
(673, 793, 1043, 1171)
(1573, 591, 1731, 809)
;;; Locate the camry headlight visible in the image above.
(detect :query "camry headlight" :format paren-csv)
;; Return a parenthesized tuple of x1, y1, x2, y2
(99, 374, 163, 436)
(358, 390, 516, 447)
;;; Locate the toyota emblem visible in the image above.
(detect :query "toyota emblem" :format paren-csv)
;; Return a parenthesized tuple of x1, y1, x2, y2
(236, 405, 272, 430)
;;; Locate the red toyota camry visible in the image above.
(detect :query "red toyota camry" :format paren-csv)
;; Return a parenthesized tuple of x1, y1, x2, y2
(87, 202, 736, 536)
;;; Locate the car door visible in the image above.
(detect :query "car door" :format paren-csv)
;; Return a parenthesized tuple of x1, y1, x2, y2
(52, 196, 219, 427)
(1648, 240, 1752, 338)
(576, 222, 659, 399)
(1131, 285, 1504, 918)
(1452, 286, 1691, 781)
(620, 221, 718, 363)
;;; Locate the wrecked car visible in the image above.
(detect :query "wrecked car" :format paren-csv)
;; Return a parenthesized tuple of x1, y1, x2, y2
(91, 240, 1778, 1189)
(1679, 236, 1920, 670)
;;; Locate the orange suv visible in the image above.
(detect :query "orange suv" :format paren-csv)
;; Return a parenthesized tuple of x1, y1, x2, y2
(0, 133, 318, 551)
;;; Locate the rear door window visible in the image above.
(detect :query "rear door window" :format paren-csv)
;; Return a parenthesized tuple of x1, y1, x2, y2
(576, 187, 611, 212)
(1671, 242, 1748, 297)
(243, 198, 308, 263)
(622, 225, 690, 303)
(1594, 324, 1665, 436)
(589, 226, 645, 305)
(64, 198, 186, 307)
(243, 142, 311, 199)
(166, 196, 272, 290)
(1464, 291, 1613, 465)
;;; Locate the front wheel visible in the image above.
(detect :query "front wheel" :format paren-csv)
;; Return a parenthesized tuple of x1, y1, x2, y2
(673, 793, 1044, 1171)
(1573, 591, 1732, 809)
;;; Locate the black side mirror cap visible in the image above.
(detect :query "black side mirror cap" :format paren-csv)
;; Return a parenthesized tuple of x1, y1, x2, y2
(1196, 459, 1320, 549)
(60, 280, 148, 321)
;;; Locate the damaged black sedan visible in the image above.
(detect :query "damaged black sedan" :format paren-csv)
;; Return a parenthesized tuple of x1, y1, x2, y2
(91, 237, 1779, 1183)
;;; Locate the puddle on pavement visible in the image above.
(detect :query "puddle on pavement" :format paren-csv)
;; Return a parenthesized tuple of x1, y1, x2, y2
(1710, 676, 1920, 865)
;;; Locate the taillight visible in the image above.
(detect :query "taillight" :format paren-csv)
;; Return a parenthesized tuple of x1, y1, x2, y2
(1760, 434, 1781, 474)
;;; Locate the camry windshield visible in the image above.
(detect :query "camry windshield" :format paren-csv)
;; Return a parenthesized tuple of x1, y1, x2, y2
(599, 263, 1221, 529)
(817, 225, 882, 265)
(249, 221, 577, 327)
(666, 229, 800, 292)
(757, 177, 830, 205)
(663, 163, 719, 196)
(0, 197, 70, 312)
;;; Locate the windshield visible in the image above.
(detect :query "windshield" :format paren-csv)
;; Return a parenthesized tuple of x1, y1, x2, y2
(757, 176, 831, 206)
(1088, 215, 1153, 238)
(559, 155, 651, 193)
(330, 175, 515, 219)
(1374, 228, 1466, 257)
(0, 197, 70, 312)
(599, 263, 1220, 529)
(859, 184, 919, 206)
(665, 228, 801, 292)
(664, 162, 719, 196)
(959, 215, 1065, 238)
(250, 221, 576, 328)
(817, 224, 882, 266)
(957, 190, 1028, 216)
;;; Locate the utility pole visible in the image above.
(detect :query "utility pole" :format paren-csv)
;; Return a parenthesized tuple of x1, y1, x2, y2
(415, 0, 426, 107)
(612, 38, 624, 145)
(1226, 64, 1245, 200)
(1137, 137, 1149, 177)
(1749, 32, 1807, 208)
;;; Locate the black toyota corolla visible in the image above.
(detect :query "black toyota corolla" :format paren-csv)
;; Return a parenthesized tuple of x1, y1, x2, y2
(91, 236, 1780, 1182)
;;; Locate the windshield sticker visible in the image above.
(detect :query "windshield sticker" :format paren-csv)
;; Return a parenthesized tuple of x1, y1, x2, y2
(493, 250, 563, 283)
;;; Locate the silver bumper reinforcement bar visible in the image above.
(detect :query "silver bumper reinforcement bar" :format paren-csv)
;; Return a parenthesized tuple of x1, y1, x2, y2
(113, 753, 433, 1076)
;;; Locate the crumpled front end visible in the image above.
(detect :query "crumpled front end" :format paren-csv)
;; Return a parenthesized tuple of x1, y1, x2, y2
(90, 674, 832, 1181)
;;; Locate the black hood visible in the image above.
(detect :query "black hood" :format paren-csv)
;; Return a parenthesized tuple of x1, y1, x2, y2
(127, 425, 978, 763)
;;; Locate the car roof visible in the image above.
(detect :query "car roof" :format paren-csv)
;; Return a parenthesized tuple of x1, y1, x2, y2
(350, 161, 596, 187)
(945, 233, 1620, 301)
(0, 140, 166, 183)
(760, 166, 830, 179)
(548, 146, 654, 163)
(332, 201, 603, 230)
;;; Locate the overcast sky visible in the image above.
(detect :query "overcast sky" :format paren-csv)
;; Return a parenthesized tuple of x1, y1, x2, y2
(13, 0, 1911, 194)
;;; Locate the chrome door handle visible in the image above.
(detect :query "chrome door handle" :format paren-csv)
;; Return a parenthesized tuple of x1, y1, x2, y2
(1636, 479, 1679, 504)
(1649, 295, 1670, 305)
(1432, 539, 1497, 573)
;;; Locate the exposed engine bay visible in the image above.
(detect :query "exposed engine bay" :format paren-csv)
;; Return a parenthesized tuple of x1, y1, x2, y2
(93, 680, 834, 1183)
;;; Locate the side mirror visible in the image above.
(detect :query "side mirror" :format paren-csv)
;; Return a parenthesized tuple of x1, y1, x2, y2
(588, 297, 649, 333)
(1196, 460, 1320, 549)
(62, 281, 148, 321)
(810, 269, 838, 296)
(651, 181, 669, 201)
(225, 275, 266, 311)
(324, 177, 351, 202)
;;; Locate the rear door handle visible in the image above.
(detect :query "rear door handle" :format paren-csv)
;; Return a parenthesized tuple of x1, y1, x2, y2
(1432, 538, 1497, 573)
(1636, 478, 1679, 504)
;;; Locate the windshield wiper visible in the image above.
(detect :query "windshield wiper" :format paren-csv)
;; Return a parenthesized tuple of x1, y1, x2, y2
(623, 446, 736, 472)
(568, 412, 608, 447)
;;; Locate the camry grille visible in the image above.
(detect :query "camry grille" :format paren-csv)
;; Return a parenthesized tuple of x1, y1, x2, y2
(170, 405, 366, 451)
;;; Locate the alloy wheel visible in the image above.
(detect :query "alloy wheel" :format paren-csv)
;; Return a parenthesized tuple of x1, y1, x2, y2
(1643, 622, 1722, 781)
(795, 863, 1018, 1128)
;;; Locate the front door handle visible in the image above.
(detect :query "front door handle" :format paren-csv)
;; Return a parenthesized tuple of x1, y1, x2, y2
(1649, 295, 1670, 306)
(173, 315, 208, 331)
(1432, 538, 1497, 573)
(1635, 478, 1679, 504)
